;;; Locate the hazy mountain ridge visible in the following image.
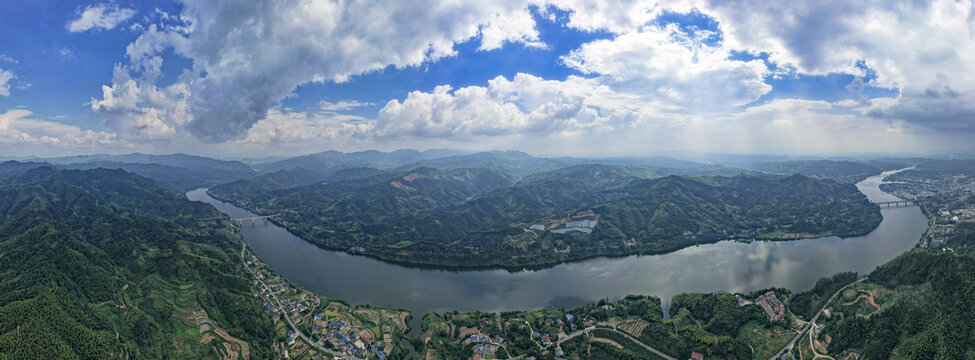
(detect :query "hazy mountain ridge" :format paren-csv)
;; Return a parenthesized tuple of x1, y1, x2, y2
(753, 160, 884, 183)
(255, 149, 464, 173)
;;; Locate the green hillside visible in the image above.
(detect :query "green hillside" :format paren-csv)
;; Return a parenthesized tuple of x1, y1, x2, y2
(214, 164, 881, 267)
(0, 168, 273, 359)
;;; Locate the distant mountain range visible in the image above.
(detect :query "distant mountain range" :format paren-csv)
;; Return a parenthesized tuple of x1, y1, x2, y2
(753, 160, 883, 183)
(10, 149, 933, 190)
(254, 149, 465, 173)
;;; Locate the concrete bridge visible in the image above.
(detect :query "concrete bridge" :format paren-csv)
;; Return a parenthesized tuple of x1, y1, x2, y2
(874, 200, 917, 208)
(234, 215, 276, 226)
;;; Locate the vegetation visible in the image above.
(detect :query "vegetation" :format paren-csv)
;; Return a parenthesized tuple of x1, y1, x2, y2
(212, 163, 881, 267)
(0, 167, 273, 359)
(787, 271, 858, 320)
(814, 250, 975, 359)
(0, 153, 259, 191)
(412, 293, 788, 360)
(754, 160, 883, 183)
(211, 167, 330, 199)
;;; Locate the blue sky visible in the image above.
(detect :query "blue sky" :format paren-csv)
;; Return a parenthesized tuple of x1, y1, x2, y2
(0, 0, 973, 157)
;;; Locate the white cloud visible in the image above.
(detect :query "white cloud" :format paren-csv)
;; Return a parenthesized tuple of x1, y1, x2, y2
(375, 73, 646, 137)
(67, 4, 137, 32)
(81, 0, 975, 155)
(0, 109, 117, 146)
(478, 8, 546, 50)
(319, 100, 374, 111)
(58, 48, 74, 59)
(0, 68, 12, 97)
(241, 108, 373, 144)
(701, 0, 975, 87)
(0, 54, 17, 64)
(562, 23, 770, 109)
(545, 0, 701, 34)
(705, 0, 975, 133)
(89, 65, 185, 140)
(659, 98, 921, 154)
(97, 0, 546, 143)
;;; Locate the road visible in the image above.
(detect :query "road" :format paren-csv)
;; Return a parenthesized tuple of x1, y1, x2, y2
(770, 278, 864, 360)
(555, 326, 676, 360)
(241, 242, 363, 360)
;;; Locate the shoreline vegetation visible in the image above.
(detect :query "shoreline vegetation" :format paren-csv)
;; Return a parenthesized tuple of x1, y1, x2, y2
(214, 201, 880, 272)
(208, 167, 882, 269)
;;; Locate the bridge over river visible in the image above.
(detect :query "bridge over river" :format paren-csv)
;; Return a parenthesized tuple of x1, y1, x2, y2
(874, 200, 917, 208)
(233, 215, 276, 226)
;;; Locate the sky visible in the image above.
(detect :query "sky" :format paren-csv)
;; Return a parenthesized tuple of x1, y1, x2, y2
(0, 0, 974, 158)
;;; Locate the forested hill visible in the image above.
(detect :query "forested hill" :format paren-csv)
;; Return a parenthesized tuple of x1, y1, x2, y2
(794, 249, 975, 359)
(213, 164, 881, 267)
(0, 167, 273, 359)
(754, 160, 883, 183)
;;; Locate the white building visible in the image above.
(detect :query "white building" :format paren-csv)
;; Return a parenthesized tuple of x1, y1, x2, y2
(565, 219, 597, 228)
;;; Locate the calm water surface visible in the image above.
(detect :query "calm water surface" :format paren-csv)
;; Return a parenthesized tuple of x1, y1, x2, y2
(186, 169, 926, 330)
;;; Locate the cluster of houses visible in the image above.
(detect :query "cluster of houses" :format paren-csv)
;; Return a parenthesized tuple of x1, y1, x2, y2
(473, 343, 499, 356)
(280, 296, 308, 315)
(317, 317, 388, 359)
(531, 331, 553, 346)
(464, 333, 505, 356)
(256, 287, 284, 319)
(468, 334, 504, 344)
(756, 291, 786, 321)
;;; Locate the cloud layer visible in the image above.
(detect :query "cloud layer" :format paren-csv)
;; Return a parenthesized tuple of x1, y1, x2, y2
(67, 4, 137, 32)
(102, 0, 547, 143)
(0, 68, 12, 97)
(0, 109, 116, 146)
(65, 0, 975, 155)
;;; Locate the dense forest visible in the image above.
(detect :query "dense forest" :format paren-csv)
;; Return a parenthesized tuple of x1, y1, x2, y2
(818, 249, 975, 359)
(211, 164, 881, 267)
(0, 167, 273, 359)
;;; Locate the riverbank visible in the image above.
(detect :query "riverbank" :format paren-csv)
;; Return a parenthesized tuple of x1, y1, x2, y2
(186, 169, 927, 341)
(207, 187, 882, 271)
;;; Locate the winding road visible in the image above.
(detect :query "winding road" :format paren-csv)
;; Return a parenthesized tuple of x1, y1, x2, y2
(770, 278, 865, 360)
(555, 326, 677, 360)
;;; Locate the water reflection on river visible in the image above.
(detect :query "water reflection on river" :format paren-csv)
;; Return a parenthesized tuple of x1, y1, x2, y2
(186, 169, 926, 329)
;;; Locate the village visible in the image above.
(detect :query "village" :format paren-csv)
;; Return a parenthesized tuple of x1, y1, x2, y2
(243, 251, 411, 360)
(411, 295, 721, 360)
(879, 169, 975, 251)
(924, 205, 974, 250)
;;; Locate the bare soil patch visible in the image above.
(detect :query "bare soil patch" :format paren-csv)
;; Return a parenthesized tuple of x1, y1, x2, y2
(592, 337, 624, 349)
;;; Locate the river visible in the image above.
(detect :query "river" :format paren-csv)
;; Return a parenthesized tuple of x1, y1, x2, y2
(186, 168, 927, 332)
